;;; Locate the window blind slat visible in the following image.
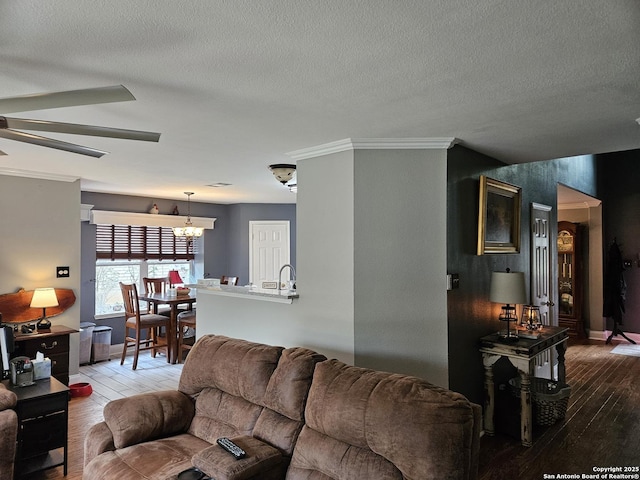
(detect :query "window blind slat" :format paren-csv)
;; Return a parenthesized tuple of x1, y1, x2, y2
(96, 224, 196, 261)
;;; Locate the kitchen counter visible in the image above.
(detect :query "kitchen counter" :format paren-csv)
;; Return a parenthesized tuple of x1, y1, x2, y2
(193, 284, 299, 304)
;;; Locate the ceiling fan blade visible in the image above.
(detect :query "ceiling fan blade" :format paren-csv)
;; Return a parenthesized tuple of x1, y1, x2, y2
(0, 128, 107, 158)
(4, 117, 161, 142)
(0, 85, 135, 114)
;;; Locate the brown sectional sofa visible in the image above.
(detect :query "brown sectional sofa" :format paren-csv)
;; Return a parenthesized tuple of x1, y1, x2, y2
(84, 335, 481, 480)
(0, 382, 18, 480)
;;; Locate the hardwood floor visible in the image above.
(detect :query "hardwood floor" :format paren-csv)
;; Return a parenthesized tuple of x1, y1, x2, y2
(479, 339, 640, 479)
(23, 352, 183, 480)
(19, 339, 640, 479)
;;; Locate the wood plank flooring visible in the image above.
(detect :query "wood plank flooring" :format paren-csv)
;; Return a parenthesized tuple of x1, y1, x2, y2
(23, 352, 183, 480)
(19, 339, 640, 479)
(479, 339, 640, 479)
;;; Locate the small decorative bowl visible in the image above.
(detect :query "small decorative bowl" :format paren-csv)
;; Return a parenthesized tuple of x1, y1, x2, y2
(176, 288, 191, 296)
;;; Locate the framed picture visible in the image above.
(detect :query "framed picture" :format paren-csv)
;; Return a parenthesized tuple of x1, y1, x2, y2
(477, 175, 521, 254)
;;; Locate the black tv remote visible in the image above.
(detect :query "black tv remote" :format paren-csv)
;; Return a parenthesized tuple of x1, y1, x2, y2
(216, 437, 246, 459)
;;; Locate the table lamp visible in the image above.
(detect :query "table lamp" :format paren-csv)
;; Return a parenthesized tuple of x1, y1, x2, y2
(168, 270, 184, 287)
(490, 269, 527, 341)
(30, 287, 59, 330)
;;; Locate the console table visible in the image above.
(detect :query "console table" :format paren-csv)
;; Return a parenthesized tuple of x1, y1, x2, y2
(12, 325, 78, 385)
(479, 326, 569, 446)
(2, 377, 69, 478)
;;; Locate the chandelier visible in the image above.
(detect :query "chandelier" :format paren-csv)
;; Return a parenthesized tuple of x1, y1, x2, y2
(173, 192, 203, 239)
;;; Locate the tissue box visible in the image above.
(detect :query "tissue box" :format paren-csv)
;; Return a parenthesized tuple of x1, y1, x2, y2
(32, 357, 51, 380)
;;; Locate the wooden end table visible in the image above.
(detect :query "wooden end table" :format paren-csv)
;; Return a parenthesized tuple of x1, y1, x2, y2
(2, 377, 69, 477)
(479, 326, 569, 446)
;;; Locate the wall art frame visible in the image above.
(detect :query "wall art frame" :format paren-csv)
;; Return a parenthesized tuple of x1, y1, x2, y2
(477, 175, 522, 254)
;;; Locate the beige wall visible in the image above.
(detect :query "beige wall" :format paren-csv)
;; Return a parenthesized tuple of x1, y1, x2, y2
(0, 174, 81, 374)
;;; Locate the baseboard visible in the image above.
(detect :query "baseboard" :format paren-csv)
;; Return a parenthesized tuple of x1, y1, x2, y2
(588, 330, 640, 343)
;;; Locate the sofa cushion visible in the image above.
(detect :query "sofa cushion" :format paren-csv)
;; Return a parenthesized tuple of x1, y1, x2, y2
(192, 435, 283, 480)
(287, 426, 402, 480)
(83, 433, 212, 480)
(261, 347, 327, 422)
(188, 389, 264, 443)
(179, 335, 283, 405)
(104, 390, 194, 449)
(290, 359, 479, 480)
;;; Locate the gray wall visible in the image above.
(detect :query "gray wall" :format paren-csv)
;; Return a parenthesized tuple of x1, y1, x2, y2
(354, 148, 449, 385)
(227, 203, 297, 285)
(446, 146, 599, 405)
(80, 191, 295, 343)
(0, 175, 82, 374)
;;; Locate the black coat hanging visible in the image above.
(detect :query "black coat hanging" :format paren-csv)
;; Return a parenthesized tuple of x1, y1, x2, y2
(603, 239, 635, 344)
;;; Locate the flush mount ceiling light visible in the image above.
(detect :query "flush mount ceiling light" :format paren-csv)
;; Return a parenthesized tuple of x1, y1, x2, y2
(173, 192, 203, 239)
(268, 164, 296, 185)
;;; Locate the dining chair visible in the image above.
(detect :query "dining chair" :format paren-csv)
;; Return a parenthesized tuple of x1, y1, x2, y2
(142, 277, 170, 314)
(119, 282, 170, 370)
(220, 275, 239, 286)
(177, 309, 196, 363)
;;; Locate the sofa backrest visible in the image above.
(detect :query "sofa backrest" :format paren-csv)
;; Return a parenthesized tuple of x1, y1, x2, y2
(286, 359, 481, 480)
(178, 335, 326, 458)
(179, 335, 284, 443)
(254, 346, 327, 456)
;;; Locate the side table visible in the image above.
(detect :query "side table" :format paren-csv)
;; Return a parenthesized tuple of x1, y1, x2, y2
(479, 326, 569, 446)
(12, 325, 79, 386)
(2, 377, 69, 477)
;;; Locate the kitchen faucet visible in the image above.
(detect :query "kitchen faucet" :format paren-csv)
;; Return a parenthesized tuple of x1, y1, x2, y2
(278, 264, 296, 292)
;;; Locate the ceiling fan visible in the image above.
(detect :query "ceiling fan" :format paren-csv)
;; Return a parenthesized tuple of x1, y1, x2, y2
(0, 85, 160, 158)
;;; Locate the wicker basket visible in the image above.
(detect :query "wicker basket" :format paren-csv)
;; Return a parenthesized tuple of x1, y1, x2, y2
(508, 377, 571, 426)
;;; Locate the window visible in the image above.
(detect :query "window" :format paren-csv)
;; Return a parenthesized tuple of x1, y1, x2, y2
(94, 224, 195, 317)
(95, 260, 191, 317)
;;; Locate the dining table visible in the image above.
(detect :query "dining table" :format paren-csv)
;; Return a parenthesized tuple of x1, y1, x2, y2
(138, 291, 197, 364)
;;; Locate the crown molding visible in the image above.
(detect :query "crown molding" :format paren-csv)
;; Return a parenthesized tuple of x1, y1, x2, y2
(558, 199, 601, 210)
(90, 209, 216, 229)
(287, 137, 460, 161)
(0, 167, 79, 183)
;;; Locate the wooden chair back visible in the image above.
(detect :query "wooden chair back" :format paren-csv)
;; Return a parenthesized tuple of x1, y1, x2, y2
(143, 277, 169, 295)
(120, 282, 141, 322)
(221, 276, 239, 286)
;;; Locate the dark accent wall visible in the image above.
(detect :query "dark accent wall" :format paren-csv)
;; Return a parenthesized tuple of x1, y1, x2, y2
(598, 149, 640, 334)
(447, 145, 599, 405)
(80, 192, 295, 343)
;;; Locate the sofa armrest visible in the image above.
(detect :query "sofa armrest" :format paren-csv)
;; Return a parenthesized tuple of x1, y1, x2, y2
(0, 384, 17, 411)
(84, 421, 116, 467)
(0, 409, 18, 480)
(103, 390, 195, 449)
(193, 435, 284, 480)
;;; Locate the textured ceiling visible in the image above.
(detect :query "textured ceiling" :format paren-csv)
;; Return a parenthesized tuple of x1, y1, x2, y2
(1, 0, 639, 204)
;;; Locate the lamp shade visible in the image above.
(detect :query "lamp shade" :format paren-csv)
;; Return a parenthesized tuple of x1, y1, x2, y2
(30, 288, 59, 308)
(490, 271, 527, 305)
(168, 270, 183, 286)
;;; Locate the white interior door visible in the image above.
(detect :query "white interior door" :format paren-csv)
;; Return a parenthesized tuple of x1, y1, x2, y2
(531, 202, 555, 378)
(249, 221, 290, 285)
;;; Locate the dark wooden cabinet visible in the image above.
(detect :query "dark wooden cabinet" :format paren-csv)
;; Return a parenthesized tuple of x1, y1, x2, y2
(2, 377, 69, 478)
(557, 221, 585, 337)
(12, 325, 78, 385)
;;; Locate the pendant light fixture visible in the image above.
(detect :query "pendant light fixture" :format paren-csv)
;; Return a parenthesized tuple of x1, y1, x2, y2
(173, 192, 203, 239)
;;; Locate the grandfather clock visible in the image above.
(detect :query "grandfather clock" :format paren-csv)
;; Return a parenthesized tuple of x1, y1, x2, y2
(557, 221, 585, 337)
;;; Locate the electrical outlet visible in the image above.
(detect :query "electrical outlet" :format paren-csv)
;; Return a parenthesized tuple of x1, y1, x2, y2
(57, 266, 70, 278)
